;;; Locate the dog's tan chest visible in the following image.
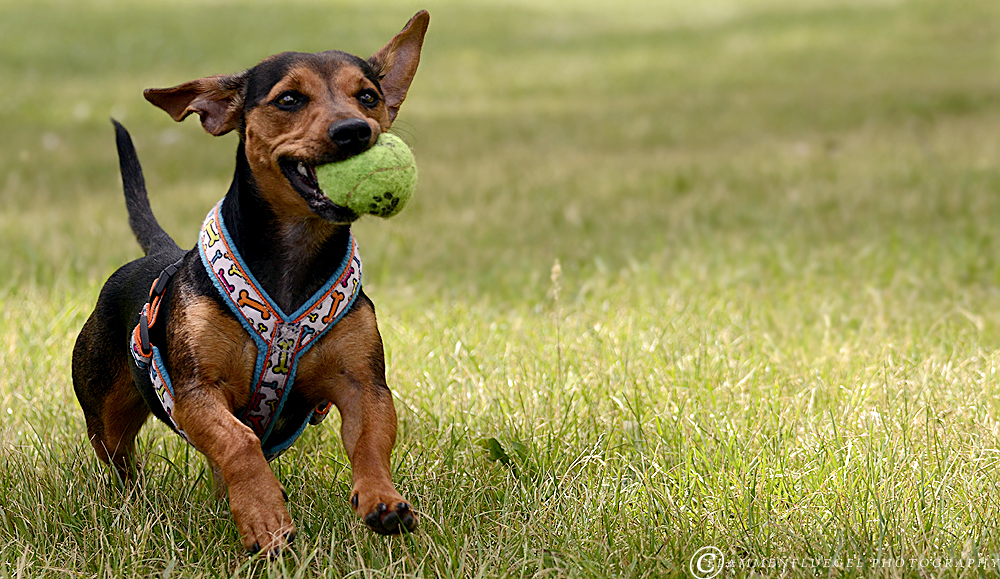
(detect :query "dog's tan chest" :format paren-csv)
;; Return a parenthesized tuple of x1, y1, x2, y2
(167, 288, 384, 417)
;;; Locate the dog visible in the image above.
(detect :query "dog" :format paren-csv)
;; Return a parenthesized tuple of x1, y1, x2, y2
(72, 11, 429, 554)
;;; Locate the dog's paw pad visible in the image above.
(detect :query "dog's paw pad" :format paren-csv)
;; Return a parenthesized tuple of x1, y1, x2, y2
(363, 501, 417, 535)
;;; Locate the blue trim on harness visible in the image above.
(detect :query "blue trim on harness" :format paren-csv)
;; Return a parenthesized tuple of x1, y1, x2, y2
(204, 205, 357, 455)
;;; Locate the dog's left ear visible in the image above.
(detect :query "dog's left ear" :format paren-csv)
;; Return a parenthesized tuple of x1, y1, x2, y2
(368, 10, 430, 124)
(144, 73, 248, 136)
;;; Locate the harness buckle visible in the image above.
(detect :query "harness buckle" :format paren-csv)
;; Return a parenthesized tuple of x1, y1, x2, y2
(130, 257, 184, 370)
(310, 401, 334, 425)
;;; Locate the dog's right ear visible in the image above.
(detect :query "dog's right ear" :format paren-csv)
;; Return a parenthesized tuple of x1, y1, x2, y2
(368, 11, 430, 124)
(144, 73, 248, 136)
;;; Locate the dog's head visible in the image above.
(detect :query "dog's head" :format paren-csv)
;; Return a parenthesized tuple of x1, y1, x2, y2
(144, 11, 429, 223)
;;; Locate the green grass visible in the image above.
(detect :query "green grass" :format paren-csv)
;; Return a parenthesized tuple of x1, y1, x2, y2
(3, 0, 1000, 576)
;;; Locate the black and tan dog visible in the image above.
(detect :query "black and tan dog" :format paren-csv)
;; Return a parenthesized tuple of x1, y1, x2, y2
(72, 11, 429, 553)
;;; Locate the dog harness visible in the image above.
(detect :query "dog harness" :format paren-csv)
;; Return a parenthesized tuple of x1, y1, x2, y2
(130, 200, 363, 459)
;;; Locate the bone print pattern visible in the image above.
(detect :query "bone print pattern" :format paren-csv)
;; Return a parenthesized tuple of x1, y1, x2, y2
(149, 349, 190, 442)
(130, 315, 191, 442)
(197, 201, 362, 449)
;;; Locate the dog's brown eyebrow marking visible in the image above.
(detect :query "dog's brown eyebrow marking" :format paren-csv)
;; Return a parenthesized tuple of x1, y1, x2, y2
(259, 57, 384, 110)
(244, 52, 306, 111)
(264, 69, 314, 102)
(362, 65, 384, 95)
(320, 50, 384, 93)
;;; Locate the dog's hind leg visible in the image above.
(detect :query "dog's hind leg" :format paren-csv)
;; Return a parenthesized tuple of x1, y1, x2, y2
(72, 312, 150, 483)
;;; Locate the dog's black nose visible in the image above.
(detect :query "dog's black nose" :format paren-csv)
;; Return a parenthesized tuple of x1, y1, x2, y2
(329, 119, 372, 154)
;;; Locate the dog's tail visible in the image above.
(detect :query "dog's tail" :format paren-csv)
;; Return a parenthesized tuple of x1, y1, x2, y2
(112, 119, 181, 256)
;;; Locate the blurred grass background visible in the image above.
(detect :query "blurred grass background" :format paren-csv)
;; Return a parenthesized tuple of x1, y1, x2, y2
(5, 0, 996, 300)
(2, 0, 1000, 576)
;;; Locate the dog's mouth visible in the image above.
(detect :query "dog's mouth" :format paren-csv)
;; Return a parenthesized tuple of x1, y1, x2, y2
(285, 159, 320, 192)
(280, 158, 359, 224)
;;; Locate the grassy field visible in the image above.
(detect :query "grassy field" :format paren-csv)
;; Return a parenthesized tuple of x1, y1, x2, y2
(2, 0, 1000, 576)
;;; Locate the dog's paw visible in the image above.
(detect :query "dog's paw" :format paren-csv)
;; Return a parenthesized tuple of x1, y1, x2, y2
(247, 527, 296, 557)
(351, 485, 417, 535)
(363, 500, 417, 535)
(230, 481, 296, 554)
(237, 506, 296, 555)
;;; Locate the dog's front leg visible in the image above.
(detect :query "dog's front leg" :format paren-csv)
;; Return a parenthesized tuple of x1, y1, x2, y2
(304, 297, 417, 534)
(335, 380, 417, 534)
(173, 388, 294, 553)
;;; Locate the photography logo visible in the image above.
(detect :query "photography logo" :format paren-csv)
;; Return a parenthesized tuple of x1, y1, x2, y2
(689, 546, 725, 579)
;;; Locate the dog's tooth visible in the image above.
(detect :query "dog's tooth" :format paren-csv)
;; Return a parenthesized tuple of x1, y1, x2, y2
(297, 162, 308, 177)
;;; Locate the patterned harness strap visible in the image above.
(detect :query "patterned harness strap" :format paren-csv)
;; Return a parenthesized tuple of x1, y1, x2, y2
(130, 200, 363, 459)
(130, 257, 188, 441)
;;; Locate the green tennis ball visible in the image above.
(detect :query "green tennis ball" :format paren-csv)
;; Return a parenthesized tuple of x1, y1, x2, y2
(315, 132, 417, 218)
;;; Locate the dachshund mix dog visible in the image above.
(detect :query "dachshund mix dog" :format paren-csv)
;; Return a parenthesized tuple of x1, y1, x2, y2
(72, 11, 429, 553)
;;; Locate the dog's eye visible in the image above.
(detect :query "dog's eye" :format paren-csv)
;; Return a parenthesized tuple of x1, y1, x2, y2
(357, 90, 380, 108)
(274, 91, 307, 111)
